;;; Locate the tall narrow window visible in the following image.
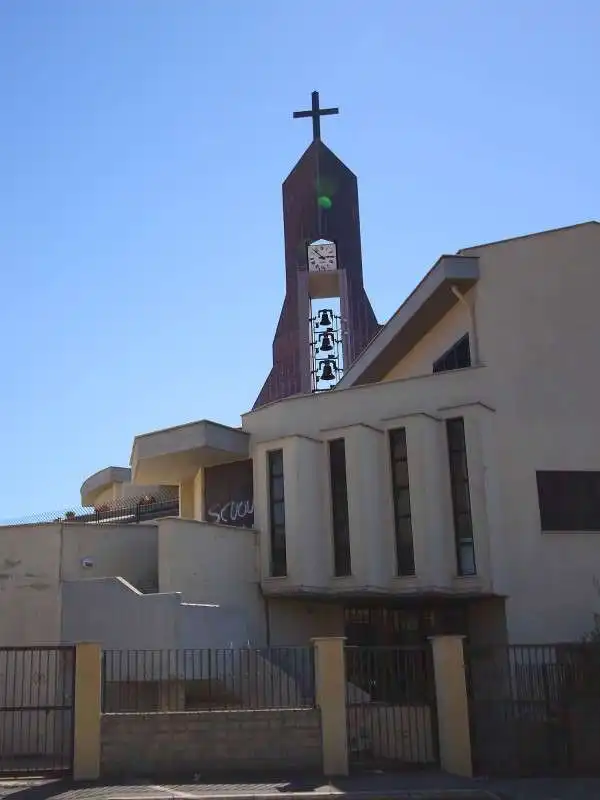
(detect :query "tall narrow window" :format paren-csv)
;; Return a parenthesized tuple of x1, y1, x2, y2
(268, 450, 287, 577)
(446, 418, 477, 576)
(329, 439, 352, 576)
(389, 428, 416, 576)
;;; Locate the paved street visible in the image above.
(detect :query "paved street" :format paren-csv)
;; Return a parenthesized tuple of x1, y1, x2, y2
(0, 773, 600, 800)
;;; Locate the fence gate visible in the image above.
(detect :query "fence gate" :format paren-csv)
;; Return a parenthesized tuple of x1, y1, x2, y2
(345, 645, 439, 771)
(0, 647, 76, 776)
(467, 643, 600, 777)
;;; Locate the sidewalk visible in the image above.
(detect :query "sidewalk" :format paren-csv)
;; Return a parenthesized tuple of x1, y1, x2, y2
(0, 773, 499, 800)
(1, 773, 600, 800)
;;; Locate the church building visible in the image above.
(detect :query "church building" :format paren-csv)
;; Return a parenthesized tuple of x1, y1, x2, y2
(1, 92, 600, 652)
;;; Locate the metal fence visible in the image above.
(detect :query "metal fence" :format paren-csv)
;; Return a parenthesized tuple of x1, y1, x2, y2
(0, 646, 75, 776)
(0, 491, 179, 527)
(466, 643, 600, 777)
(345, 645, 439, 770)
(102, 647, 316, 712)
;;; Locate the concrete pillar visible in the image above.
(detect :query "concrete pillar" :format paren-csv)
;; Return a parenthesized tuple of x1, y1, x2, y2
(179, 478, 195, 519)
(312, 637, 348, 777)
(407, 414, 455, 584)
(73, 642, 102, 781)
(429, 635, 473, 777)
(344, 425, 390, 585)
(193, 468, 205, 521)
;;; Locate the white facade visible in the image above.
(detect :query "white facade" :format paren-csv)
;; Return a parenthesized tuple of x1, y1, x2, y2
(2, 222, 600, 648)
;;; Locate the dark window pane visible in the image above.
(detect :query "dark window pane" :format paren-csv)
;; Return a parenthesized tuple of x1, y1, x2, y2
(271, 552, 287, 578)
(396, 516, 414, 545)
(433, 334, 471, 374)
(397, 544, 416, 576)
(446, 418, 466, 451)
(329, 439, 351, 577)
(389, 428, 416, 576)
(455, 512, 474, 541)
(390, 429, 408, 460)
(272, 502, 285, 527)
(449, 451, 468, 479)
(453, 482, 472, 515)
(271, 475, 285, 502)
(395, 487, 412, 517)
(446, 418, 477, 576)
(393, 460, 409, 486)
(268, 449, 287, 576)
(269, 450, 284, 477)
(537, 470, 600, 531)
(458, 541, 476, 576)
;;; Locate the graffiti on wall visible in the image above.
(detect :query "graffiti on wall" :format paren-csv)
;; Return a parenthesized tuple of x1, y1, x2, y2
(203, 459, 254, 529)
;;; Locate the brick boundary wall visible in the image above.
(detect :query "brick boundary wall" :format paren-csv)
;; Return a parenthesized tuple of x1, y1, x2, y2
(101, 709, 323, 778)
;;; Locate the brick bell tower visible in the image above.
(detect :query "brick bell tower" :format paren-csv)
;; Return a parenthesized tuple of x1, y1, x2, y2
(253, 91, 380, 409)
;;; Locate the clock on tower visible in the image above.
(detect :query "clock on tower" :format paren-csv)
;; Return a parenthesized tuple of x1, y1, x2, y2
(307, 241, 337, 273)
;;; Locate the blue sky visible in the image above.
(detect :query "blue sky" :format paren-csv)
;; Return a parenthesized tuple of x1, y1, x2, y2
(1, 0, 599, 519)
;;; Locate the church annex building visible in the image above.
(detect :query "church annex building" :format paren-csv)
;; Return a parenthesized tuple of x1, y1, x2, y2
(2, 93, 599, 653)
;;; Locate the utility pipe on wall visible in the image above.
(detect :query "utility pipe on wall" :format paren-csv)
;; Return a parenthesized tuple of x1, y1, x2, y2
(451, 285, 480, 365)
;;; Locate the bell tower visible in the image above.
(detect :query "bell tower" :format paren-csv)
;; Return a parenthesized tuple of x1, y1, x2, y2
(253, 91, 380, 409)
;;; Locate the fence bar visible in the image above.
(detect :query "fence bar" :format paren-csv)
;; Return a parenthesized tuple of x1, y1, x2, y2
(0, 646, 75, 776)
(466, 642, 600, 777)
(345, 645, 439, 770)
(101, 647, 315, 712)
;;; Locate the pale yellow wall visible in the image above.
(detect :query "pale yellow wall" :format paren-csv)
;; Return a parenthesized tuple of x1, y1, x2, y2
(0, 522, 159, 645)
(118, 483, 175, 503)
(86, 482, 175, 509)
(61, 523, 158, 590)
(255, 436, 330, 588)
(461, 223, 600, 642)
(193, 468, 205, 520)
(0, 524, 62, 645)
(248, 368, 492, 598)
(267, 599, 344, 646)
(157, 517, 265, 643)
(244, 222, 600, 644)
(90, 486, 116, 508)
(383, 290, 474, 381)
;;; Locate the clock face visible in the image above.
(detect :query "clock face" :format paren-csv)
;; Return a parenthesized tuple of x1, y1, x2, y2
(307, 242, 337, 272)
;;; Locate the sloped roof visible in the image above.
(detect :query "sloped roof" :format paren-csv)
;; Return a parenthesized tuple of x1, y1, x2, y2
(338, 221, 598, 389)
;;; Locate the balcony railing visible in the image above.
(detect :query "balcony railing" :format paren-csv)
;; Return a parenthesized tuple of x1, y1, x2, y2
(1, 493, 180, 527)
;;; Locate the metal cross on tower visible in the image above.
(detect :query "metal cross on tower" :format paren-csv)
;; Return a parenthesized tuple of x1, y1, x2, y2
(293, 90, 339, 140)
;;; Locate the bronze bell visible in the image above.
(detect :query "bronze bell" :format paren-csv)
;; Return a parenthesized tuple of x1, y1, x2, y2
(319, 332, 334, 352)
(320, 360, 337, 382)
(317, 309, 332, 327)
